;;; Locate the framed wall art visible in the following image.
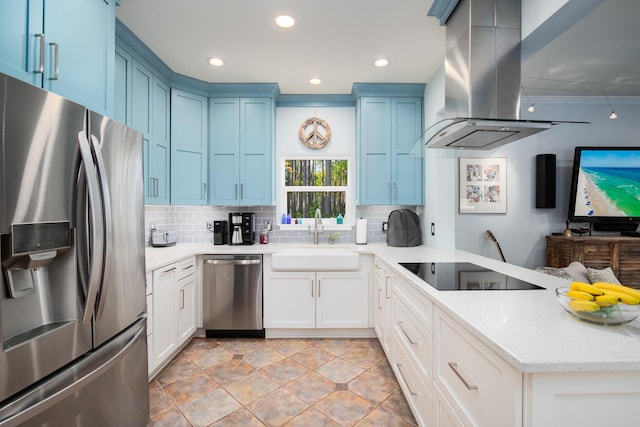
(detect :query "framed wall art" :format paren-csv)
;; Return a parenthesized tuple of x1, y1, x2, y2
(459, 157, 507, 214)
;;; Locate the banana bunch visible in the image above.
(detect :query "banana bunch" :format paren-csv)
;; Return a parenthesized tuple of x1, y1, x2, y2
(566, 282, 640, 312)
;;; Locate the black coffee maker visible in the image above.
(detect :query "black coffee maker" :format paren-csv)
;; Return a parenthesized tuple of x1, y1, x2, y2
(228, 212, 255, 245)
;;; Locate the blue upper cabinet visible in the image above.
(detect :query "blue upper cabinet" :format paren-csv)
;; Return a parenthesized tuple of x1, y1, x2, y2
(354, 84, 424, 205)
(171, 89, 208, 205)
(150, 78, 170, 204)
(0, 0, 115, 115)
(209, 97, 273, 206)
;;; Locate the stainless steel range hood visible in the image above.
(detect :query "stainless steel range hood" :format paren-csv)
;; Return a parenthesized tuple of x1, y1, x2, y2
(426, 0, 554, 149)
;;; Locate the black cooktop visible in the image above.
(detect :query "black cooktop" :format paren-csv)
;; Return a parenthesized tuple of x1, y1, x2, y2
(399, 262, 544, 291)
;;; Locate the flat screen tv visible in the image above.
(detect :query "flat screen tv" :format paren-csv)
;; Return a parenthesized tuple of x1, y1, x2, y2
(568, 146, 640, 232)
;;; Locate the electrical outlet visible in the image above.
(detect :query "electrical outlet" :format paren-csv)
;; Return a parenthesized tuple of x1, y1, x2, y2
(207, 221, 214, 231)
(382, 221, 388, 232)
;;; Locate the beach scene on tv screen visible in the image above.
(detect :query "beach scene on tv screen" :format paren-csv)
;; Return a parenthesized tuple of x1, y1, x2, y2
(575, 150, 640, 217)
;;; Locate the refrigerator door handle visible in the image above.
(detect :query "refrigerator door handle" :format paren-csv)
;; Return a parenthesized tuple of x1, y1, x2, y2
(0, 320, 146, 427)
(90, 134, 113, 321)
(77, 131, 105, 326)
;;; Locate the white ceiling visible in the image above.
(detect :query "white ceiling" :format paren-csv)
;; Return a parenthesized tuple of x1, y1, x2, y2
(116, 0, 640, 96)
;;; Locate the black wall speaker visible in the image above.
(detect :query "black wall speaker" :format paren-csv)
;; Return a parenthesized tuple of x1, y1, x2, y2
(536, 154, 556, 209)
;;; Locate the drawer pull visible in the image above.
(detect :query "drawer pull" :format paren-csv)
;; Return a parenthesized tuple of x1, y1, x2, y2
(448, 362, 478, 390)
(182, 264, 194, 271)
(397, 321, 418, 345)
(162, 267, 176, 274)
(396, 363, 418, 396)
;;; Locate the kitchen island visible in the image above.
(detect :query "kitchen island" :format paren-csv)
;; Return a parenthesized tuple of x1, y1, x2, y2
(146, 243, 640, 426)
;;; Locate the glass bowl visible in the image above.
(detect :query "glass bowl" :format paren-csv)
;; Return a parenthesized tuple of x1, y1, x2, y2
(556, 287, 640, 325)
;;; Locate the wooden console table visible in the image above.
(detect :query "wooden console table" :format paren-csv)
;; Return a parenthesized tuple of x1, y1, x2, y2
(545, 235, 640, 289)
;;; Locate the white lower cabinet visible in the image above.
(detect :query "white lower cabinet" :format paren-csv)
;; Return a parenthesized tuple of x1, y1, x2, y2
(373, 258, 392, 353)
(523, 371, 640, 427)
(434, 309, 522, 427)
(264, 270, 368, 329)
(148, 256, 197, 377)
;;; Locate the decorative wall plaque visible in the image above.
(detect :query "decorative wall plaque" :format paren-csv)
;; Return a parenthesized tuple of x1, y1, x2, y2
(298, 117, 331, 149)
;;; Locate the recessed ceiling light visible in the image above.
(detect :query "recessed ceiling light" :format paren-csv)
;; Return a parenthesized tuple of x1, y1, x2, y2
(208, 57, 224, 67)
(309, 78, 322, 85)
(276, 15, 295, 28)
(374, 58, 389, 67)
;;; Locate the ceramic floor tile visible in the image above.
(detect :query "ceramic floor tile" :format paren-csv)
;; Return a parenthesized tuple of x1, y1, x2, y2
(148, 381, 175, 418)
(187, 345, 233, 369)
(265, 338, 311, 355)
(205, 357, 256, 384)
(216, 338, 267, 354)
(147, 407, 191, 427)
(224, 371, 279, 405)
(316, 358, 365, 383)
(290, 347, 335, 369)
(247, 388, 309, 427)
(260, 357, 309, 385)
(380, 389, 417, 425)
(155, 354, 201, 386)
(311, 338, 358, 356)
(148, 337, 416, 427)
(284, 372, 337, 405)
(178, 387, 241, 427)
(162, 372, 218, 405)
(209, 408, 267, 427)
(340, 345, 385, 370)
(243, 346, 286, 369)
(369, 357, 397, 381)
(314, 390, 376, 425)
(355, 407, 416, 427)
(284, 407, 341, 427)
(349, 371, 399, 404)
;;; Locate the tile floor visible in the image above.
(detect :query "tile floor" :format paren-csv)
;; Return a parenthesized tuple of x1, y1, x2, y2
(148, 337, 417, 426)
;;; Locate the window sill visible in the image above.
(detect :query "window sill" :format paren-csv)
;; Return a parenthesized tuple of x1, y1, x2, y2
(278, 223, 353, 231)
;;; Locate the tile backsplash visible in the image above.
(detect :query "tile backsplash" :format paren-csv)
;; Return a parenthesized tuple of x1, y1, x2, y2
(145, 205, 422, 246)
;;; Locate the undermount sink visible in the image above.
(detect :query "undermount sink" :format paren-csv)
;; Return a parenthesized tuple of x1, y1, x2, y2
(271, 247, 359, 271)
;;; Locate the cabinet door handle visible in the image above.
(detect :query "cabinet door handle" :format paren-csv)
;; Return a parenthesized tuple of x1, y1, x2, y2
(397, 321, 418, 345)
(240, 183, 243, 200)
(311, 279, 314, 298)
(180, 289, 185, 309)
(234, 183, 238, 199)
(202, 182, 207, 199)
(448, 362, 478, 390)
(49, 42, 59, 80)
(396, 363, 418, 396)
(35, 34, 45, 74)
(393, 182, 397, 199)
(385, 276, 391, 299)
(377, 289, 383, 309)
(387, 182, 391, 199)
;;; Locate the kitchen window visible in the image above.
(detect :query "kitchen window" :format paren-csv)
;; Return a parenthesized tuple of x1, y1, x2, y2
(282, 159, 352, 225)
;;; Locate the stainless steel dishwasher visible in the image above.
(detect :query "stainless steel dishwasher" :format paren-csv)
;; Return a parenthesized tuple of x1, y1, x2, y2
(203, 254, 264, 338)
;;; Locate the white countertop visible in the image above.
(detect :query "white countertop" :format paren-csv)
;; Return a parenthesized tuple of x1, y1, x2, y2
(145, 242, 640, 374)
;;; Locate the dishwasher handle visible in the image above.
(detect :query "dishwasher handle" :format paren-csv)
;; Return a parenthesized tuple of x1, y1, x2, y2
(204, 259, 262, 266)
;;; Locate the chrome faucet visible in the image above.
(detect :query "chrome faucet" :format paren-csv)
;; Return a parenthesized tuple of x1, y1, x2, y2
(310, 208, 323, 244)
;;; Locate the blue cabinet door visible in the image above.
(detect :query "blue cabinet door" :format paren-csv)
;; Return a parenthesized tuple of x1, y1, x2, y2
(358, 96, 423, 205)
(392, 97, 423, 204)
(113, 47, 132, 125)
(0, 0, 114, 114)
(358, 97, 392, 204)
(150, 78, 170, 205)
(209, 98, 240, 205)
(209, 97, 273, 206)
(0, 0, 44, 86)
(171, 89, 208, 205)
(240, 98, 273, 206)
(43, 0, 115, 114)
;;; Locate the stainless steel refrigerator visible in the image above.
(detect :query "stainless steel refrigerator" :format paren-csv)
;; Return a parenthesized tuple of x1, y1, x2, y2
(0, 73, 149, 426)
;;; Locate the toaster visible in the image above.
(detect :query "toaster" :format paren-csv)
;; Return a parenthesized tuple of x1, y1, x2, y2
(150, 229, 177, 247)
